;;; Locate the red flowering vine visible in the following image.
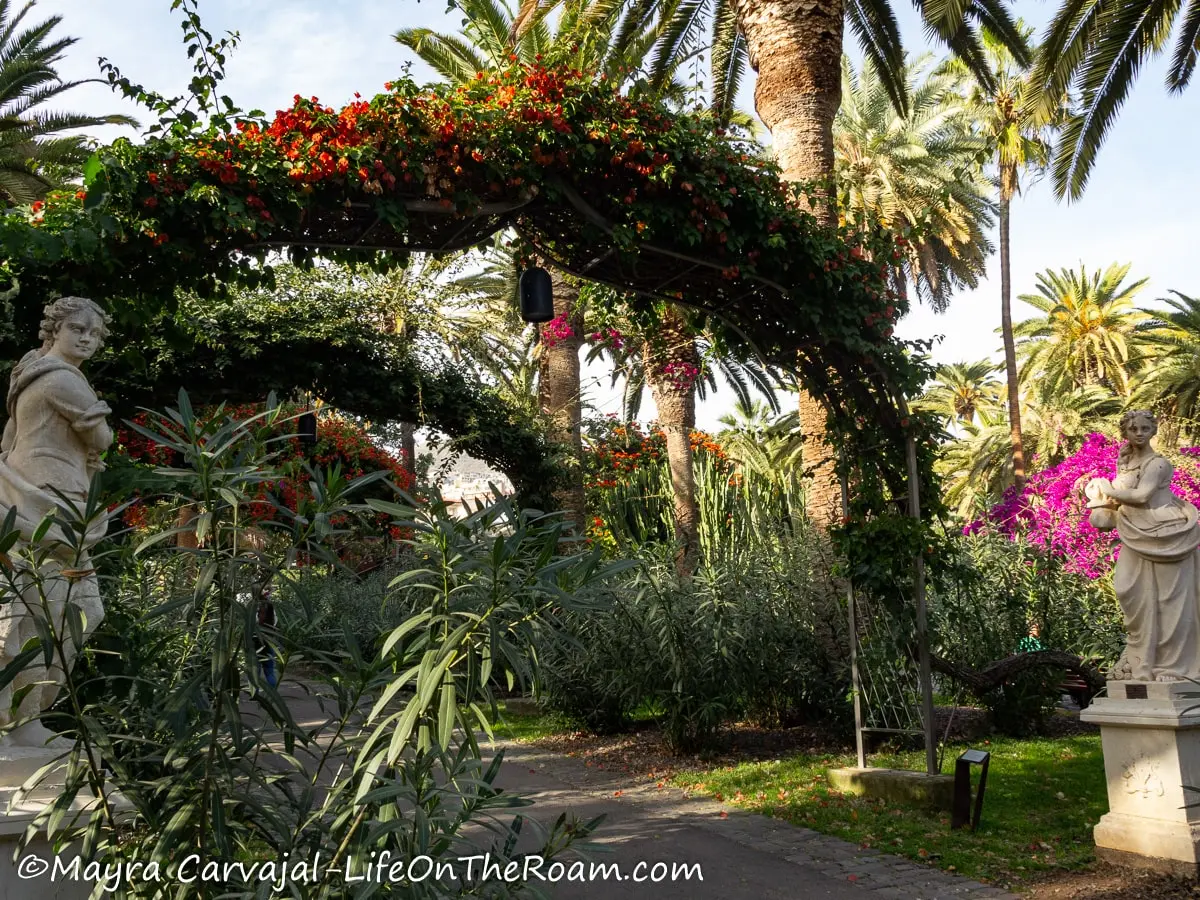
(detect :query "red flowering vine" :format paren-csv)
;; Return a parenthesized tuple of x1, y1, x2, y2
(118, 403, 413, 537)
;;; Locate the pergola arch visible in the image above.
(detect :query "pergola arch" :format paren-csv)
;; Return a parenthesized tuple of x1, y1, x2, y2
(0, 62, 925, 502)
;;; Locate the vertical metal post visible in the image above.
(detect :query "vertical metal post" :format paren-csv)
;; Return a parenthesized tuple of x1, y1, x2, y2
(840, 460, 866, 770)
(905, 431, 938, 776)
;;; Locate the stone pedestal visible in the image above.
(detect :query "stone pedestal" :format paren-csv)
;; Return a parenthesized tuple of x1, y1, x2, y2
(1081, 680, 1200, 875)
(1, 746, 96, 900)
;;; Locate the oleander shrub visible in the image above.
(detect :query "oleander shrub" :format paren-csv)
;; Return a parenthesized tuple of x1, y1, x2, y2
(276, 559, 417, 658)
(7, 393, 608, 898)
(538, 532, 850, 753)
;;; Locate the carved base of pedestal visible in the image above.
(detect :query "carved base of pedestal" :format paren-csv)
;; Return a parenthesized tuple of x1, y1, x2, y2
(0, 745, 120, 900)
(0, 744, 69, 791)
(1093, 813, 1200, 875)
(1081, 681, 1200, 871)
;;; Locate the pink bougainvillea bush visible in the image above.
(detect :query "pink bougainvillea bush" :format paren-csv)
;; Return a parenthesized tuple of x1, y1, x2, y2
(971, 433, 1200, 578)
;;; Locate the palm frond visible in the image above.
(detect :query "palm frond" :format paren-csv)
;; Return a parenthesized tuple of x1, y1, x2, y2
(844, 0, 908, 114)
(649, 0, 706, 93)
(395, 28, 490, 83)
(709, 0, 746, 124)
(1050, 0, 1176, 200)
(511, 0, 556, 39)
(1167, 0, 1200, 88)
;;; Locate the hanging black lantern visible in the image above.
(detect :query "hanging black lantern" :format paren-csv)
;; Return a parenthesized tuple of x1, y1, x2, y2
(298, 411, 318, 445)
(519, 267, 554, 323)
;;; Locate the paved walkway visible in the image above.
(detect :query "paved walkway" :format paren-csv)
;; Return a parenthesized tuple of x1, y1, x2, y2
(490, 742, 1018, 900)
(272, 682, 1015, 898)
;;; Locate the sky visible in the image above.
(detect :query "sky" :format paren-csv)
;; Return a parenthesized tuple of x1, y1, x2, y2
(32, 0, 1200, 430)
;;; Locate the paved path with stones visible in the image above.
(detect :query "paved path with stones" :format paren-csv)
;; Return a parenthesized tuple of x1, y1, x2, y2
(490, 741, 1018, 900)
(273, 683, 1015, 899)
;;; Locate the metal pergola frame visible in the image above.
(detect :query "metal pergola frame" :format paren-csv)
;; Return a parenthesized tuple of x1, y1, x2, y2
(841, 421, 938, 775)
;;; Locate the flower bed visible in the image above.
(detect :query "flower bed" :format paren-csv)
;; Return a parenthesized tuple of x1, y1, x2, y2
(118, 403, 412, 544)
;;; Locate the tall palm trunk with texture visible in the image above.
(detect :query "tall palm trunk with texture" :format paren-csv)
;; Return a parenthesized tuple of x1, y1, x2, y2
(797, 387, 841, 522)
(734, 0, 843, 222)
(998, 162, 1026, 488)
(399, 421, 417, 480)
(645, 307, 701, 577)
(734, 0, 845, 524)
(541, 269, 587, 529)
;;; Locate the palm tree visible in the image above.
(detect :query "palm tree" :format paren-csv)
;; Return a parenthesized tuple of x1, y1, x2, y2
(434, 246, 595, 515)
(402, 0, 725, 538)
(397, 0, 656, 528)
(588, 303, 784, 571)
(1134, 293, 1200, 442)
(644, 306, 704, 572)
(1022, 382, 1122, 464)
(945, 24, 1057, 490)
(916, 360, 1004, 427)
(517, 0, 1030, 525)
(735, 2, 1019, 527)
(0, 0, 137, 205)
(835, 54, 994, 310)
(718, 396, 774, 432)
(402, 0, 683, 95)
(717, 399, 805, 477)
(545, 0, 1027, 221)
(591, 314, 783, 422)
(1027, 0, 1200, 201)
(936, 414, 1009, 519)
(1014, 263, 1149, 397)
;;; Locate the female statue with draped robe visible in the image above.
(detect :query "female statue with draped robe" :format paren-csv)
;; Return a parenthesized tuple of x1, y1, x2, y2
(0, 297, 112, 747)
(1085, 410, 1200, 682)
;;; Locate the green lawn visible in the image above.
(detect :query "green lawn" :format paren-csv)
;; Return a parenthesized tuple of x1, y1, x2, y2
(492, 701, 572, 743)
(672, 734, 1108, 887)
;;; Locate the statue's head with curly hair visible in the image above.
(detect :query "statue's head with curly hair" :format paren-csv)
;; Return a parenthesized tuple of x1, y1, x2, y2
(1119, 409, 1157, 439)
(1117, 410, 1159, 466)
(38, 296, 111, 357)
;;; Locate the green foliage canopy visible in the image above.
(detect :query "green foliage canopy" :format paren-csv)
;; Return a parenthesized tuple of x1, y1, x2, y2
(84, 265, 564, 508)
(0, 59, 933, 517)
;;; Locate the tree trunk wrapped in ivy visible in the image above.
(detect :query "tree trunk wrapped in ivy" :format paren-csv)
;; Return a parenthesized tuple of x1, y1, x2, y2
(799, 387, 841, 525)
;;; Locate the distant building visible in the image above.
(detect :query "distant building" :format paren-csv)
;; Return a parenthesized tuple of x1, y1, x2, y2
(438, 473, 513, 519)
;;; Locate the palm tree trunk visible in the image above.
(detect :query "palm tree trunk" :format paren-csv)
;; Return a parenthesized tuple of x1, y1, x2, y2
(399, 421, 417, 481)
(998, 164, 1026, 489)
(176, 504, 199, 549)
(733, 0, 844, 226)
(541, 269, 587, 530)
(734, 0, 845, 525)
(799, 388, 840, 523)
(645, 307, 701, 577)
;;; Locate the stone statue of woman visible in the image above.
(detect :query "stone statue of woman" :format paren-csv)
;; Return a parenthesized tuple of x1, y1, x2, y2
(1084, 409, 1200, 681)
(0, 297, 112, 747)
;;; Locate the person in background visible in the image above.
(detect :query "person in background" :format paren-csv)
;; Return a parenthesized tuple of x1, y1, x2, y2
(256, 583, 279, 688)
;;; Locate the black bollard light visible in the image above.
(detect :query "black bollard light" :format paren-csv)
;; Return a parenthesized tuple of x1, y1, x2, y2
(951, 748, 990, 830)
(519, 267, 555, 323)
